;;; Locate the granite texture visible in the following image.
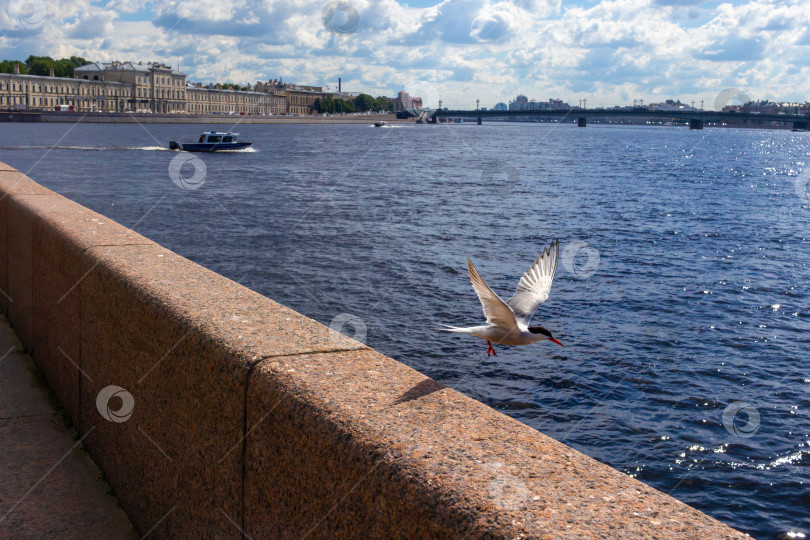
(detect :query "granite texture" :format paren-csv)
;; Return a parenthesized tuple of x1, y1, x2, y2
(78, 244, 249, 538)
(23, 194, 152, 426)
(76, 243, 368, 538)
(81, 243, 369, 360)
(244, 349, 747, 539)
(0, 176, 7, 316)
(0, 167, 55, 334)
(0, 162, 747, 539)
(5, 194, 34, 351)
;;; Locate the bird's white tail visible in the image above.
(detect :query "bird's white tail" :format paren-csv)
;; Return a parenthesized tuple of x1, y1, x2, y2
(437, 324, 475, 333)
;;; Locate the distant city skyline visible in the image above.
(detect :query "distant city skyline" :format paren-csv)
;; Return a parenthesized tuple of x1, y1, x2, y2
(2, 0, 808, 110)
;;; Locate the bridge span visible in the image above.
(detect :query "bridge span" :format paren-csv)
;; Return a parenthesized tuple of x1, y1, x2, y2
(430, 108, 810, 131)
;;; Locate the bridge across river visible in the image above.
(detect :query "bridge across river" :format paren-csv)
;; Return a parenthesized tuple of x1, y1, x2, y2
(430, 108, 810, 130)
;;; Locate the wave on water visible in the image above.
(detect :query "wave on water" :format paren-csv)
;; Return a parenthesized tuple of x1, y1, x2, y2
(134, 146, 170, 151)
(0, 145, 170, 151)
(728, 448, 810, 471)
(2, 145, 257, 152)
(217, 146, 257, 152)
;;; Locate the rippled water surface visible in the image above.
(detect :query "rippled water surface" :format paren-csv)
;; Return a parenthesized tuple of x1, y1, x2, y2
(2, 122, 809, 538)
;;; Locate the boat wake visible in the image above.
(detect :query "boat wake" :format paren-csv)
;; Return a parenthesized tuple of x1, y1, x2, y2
(217, 146, 257, 153)
(0, 145, 171, 151)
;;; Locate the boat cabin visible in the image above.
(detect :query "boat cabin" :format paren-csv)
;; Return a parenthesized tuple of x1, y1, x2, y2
(199, 131, 237, 143)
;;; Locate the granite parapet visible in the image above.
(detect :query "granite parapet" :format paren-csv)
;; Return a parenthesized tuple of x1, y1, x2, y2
(0, 160, 747, 539)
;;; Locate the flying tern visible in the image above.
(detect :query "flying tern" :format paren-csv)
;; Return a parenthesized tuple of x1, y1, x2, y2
(441, 238, 563, 357)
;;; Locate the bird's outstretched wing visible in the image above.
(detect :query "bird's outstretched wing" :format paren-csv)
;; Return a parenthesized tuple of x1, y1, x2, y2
(467, 257, 519, 330)
(506, 238, 559, 327)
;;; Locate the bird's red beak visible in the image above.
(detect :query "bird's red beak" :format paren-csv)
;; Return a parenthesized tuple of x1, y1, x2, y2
(550, 338, 564, 347)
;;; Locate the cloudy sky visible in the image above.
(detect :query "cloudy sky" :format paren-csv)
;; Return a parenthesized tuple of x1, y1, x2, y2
(1, 0, 808, 108)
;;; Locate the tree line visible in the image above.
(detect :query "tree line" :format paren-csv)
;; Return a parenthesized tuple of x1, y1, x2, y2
(0, 56, 92, 77)
(211, 83, 251, 91)
(314, 94, 393, 114)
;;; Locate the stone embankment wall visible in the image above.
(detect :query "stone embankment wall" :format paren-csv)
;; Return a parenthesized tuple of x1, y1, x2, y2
(0, 161, 746, 538)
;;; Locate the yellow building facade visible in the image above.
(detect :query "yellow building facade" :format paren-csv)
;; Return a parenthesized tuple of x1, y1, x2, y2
(0, 64, 132, 112)
(185, 84, 285, 115)
(0, 61, 324, 115)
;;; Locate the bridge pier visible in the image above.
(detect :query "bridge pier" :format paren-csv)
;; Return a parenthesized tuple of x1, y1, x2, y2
(578, 117, 586, 127)
(689, 119, 703, 130)
(477, 117, 482, 125)
(793, 120, 809, 132)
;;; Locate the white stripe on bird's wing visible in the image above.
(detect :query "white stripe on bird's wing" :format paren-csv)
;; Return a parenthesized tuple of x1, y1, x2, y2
(506, 238, 559, 327)
(466, 257, 519, 330)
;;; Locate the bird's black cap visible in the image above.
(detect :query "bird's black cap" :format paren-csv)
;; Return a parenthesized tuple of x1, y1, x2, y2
(528, 326, 553, 338)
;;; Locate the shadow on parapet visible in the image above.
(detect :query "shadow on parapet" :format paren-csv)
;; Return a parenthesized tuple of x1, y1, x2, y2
(394, 378, 448, 405)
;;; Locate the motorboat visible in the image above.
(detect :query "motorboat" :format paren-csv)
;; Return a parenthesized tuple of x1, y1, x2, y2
(169, 131, 253, 152)
(374, 121, 389, 127)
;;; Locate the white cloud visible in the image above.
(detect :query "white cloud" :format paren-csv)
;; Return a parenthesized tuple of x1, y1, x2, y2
(1, 0, 808, 107)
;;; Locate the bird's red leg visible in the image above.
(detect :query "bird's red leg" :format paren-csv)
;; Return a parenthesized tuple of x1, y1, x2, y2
(486, 340, 498, 357)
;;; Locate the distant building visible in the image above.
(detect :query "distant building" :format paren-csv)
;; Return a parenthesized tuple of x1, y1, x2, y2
(649, 99, 695, 112)
(255, 79, 329, 115)
(493, 102, 507, 111)
(722, 100, 810, 115)
(0, 59, 332, 115)
(0, 61, 132, 112)
(509, 95, 530, 111)
(389, 91, 423, 112)
(75, 61, 288, 114)
(509, 95, 570, 111)
(74, 61, 188, 113)
(186, 80, 286, 115)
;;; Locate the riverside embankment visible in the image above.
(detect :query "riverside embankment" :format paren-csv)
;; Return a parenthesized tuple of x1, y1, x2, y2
(0, 161, 746, 538)
(0, 110, 410, 124)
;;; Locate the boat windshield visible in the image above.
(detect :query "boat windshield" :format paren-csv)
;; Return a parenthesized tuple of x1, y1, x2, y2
(207, 135, 222, 143)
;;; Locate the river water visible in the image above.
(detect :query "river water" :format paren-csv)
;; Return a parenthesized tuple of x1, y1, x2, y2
(1, 121, 809, 538)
